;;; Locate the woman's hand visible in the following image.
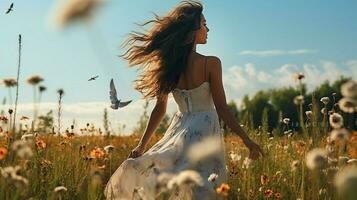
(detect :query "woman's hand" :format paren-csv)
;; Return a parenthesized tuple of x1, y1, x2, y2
(243, 138, 264, 160)
(128, 144, 146, 159)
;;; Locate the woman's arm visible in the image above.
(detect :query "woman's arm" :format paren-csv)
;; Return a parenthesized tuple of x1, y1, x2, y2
(208, 56, 264, 159)
(128, 94, 168, 158)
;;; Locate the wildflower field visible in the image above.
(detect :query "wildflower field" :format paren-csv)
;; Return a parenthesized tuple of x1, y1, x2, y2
(1, 1, 357, 199)
(0, 78, 356, 199)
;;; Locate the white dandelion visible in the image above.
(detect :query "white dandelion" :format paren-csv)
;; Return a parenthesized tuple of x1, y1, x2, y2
(305, 111, 313, 119)
(283, 118, 290, 124)
(242, 157, 252, 169)
(320, 97, 330, 105)
(338, 97, 357, 113)
(294, 95, 305, 105)
(167, 170, 204, 190)
(207, 173, 219, 182)
(54, 186, 68, 193)
(187, 135, 221, 163)
(293, 72, 305, 81)
(330, 128, 351, 144)
(347, 159, 357, 164)
(329, 113, 344, 129)
(0, 165, 21, 179)
(12, 140, 33, 159)
(341, 80, 357, 98)
(21, 134, 34, 141)
(339, 156, 350, 165)
(104, 144, 114, 153)
(334, 165, 357, 199)
(51, 0, 105, 28)
(306, 148, 328, 170)
(229, 151, 241, 162)
(0, 165, 29, 187)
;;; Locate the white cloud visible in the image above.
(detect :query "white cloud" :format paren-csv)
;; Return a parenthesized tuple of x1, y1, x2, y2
(222, 60, 356, 111)
(2, 96, 179, 135)
(238, 49, 317, 57)
(245, 63, 256, 77)
(224, 66, 248, 90)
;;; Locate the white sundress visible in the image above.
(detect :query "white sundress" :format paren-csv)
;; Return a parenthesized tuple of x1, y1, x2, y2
(104, 80, 228, 200)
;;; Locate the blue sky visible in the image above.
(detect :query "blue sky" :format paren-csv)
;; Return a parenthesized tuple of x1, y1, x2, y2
(1, 0, 356, 134)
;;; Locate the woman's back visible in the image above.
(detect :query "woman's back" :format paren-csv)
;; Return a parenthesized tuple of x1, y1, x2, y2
(175, 53, 210, 91)
(172, 54, 216, 113)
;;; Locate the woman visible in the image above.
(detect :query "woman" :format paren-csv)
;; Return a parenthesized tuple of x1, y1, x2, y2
(105, 1, 264, 199)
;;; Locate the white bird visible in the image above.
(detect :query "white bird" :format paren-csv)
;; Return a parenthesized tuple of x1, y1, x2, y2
(109, 79, 132, 109)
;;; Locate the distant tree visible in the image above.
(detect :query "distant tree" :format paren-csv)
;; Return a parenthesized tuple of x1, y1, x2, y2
(37, 110, 54, 134)
(103, 108, 110, 136)
(155, 113, 171, 135)
(133, 100, 149, 135)
(220, 100, 240, 134)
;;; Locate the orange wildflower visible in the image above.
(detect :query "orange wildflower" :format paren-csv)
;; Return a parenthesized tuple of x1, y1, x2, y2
(36, 139, 47, 150)
(216, 183, 230, 197)
(264, 189, 273, 198)
(348, 148, 356, 158)
(0, 147, 8, 160)
(0, 116, 8, 123)
(90, 147, 105, 159)
(260, 174, 269, 185)
(274, 192, 282, 199)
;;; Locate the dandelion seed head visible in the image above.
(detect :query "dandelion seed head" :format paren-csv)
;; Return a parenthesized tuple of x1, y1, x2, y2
(334, 165, 357, 199)
(104, 145, 114, 153)
(187, 135, 221, 163)
(293, 95, 304, 105)
(330, 128, 351, 144)
(229, 151, 241, 162)
(54, 186, 68, 193)
(305, 111, 313, 119)
(282, 118, 290, 124)
(320, 97, 330, 105)
(26, 75, 44, 85)
(306, 148, 328, 170)
(52, 0, 105, 28)
(1, 78, 17, 87)
(167, 170, 203, 190)
(329, 113, 344, 129)
(208, 173, 218, 182)
(338, 97, 357, 113)
(341, 80, 357, 98)
(293, 72, 305, 81)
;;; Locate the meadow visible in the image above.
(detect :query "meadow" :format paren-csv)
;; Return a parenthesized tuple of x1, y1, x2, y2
(1, 1, 357, 199)
(0, 77, 356, 199)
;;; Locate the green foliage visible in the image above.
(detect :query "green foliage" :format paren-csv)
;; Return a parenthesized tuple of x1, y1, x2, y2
(37, 110, 54, 135)
(133, 100, 149, 135)
(239, 76, 353, 135)
(155, 113, 171, 135)
(103, 108, 109, 136)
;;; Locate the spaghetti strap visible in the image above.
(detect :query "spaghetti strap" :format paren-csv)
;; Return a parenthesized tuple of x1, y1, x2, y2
(204, 57, 208, 82)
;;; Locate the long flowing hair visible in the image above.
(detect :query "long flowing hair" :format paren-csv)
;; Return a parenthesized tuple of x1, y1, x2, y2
(120, 0, 203, 100)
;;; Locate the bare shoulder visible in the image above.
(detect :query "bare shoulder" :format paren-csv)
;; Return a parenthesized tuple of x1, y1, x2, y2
(203, 55, 222, 77)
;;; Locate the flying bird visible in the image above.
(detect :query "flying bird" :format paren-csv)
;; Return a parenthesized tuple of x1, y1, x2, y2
(5, 3, 14, 14)
(109, 79, 132, 109)
(88, 75, 99, 81)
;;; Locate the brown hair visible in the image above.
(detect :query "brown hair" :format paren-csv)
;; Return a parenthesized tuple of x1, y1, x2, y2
(120, 0, 203, 100)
